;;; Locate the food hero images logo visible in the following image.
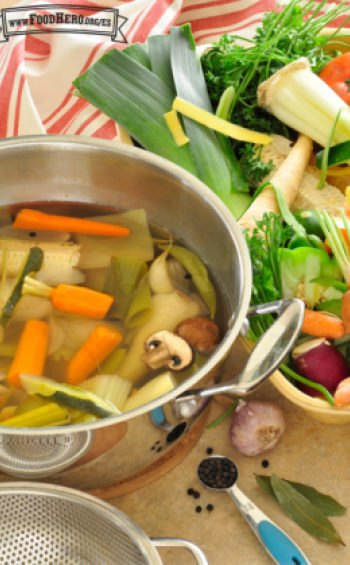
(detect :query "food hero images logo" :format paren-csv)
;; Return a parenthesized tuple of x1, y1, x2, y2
(0, 4, 128, 44)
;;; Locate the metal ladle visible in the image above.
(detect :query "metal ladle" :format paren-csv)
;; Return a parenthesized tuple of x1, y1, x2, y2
(197, 455, 311, 565)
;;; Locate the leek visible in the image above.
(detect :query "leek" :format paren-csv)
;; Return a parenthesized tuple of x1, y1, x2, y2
(0, 403, 70, 428)
(104, 256, 148, 319)
(99, 348, 126, 374)
(258, 59, 350, 148)
(123, 43, 151, 70)
(73, 49, 197, 175)
(81, 374, 131, 411)
(124, 274, 151, 328)
(147, 35, 175, 92)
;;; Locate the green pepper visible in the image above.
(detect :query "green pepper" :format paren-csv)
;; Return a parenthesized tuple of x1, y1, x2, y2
(280, 247, 343, 309)
(292, 210, 325, 240)
(288, 234, 313, 250)
(315, 299, 342, 319)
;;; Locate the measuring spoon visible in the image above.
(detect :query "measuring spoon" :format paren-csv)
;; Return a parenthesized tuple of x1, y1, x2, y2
(197, 455, 311, 565)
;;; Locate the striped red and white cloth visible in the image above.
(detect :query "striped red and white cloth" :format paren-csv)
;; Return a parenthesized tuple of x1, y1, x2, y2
(0, 0, 349, 141)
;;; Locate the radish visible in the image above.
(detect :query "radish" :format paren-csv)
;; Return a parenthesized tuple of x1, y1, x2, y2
(292, 338, 349, 396)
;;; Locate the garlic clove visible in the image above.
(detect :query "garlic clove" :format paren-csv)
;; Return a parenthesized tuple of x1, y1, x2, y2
(230, 400, 285, 457)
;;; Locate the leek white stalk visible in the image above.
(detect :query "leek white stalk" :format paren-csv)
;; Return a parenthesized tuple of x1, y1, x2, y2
(258, 59, 350, 148)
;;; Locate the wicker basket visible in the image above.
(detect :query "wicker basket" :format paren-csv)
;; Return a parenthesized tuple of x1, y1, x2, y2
(240, 337, 350, 424)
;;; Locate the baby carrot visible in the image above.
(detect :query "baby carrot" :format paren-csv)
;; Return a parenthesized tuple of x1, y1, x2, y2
(50, 285, 114, 319)
(13, 209, 130, 238)
(7, 320, 49, 388)
(22, 277, 115, 319)
(302, 309, 345, 340)
(67, 326, 123, 385)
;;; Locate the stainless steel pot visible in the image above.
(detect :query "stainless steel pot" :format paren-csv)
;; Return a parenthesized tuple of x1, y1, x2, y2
(0, 136, 304, 490)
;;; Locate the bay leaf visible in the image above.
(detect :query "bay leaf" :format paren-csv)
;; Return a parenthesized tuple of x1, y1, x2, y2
(256, 475, 346, 516)
(270, 474, 345, 545)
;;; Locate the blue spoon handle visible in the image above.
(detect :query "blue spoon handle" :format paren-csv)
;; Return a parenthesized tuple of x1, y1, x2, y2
(228, 485, 311, 565)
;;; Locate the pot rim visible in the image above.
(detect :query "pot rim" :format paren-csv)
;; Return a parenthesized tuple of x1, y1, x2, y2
(0, 135, 252, 434)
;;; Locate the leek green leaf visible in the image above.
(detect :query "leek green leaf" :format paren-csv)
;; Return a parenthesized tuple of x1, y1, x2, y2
(104, 257, 148, 319)
(170, 25, 235, 208)
(123, 43, 151, 70)
(147, 35, 175, 93)
(125, 274, 152, 328)
(160, 245, 216, 318)
(73, 49, 197, 176)
(270, 474, 344, 544)
(256, 475, 346, 516)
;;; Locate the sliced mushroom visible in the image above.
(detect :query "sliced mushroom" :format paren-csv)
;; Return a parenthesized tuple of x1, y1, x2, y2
(142, 330, 193, 371)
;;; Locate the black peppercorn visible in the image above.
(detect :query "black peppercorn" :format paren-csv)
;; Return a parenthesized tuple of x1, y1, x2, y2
(187, 488, 194, 496)
(195, 506, 202, 513)
(262, 460, 269, 468)
(193, 491, 200, 499)
(206, 447, 213, 455)
(207, 504, 214, 512)
(197, 457, 237, 489)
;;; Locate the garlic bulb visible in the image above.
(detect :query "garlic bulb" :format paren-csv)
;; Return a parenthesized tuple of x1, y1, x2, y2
(230, 400, 285, 457)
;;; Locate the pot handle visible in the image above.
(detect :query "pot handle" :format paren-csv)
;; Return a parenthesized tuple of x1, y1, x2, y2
(151, 537, 208, 565)
(173, 298, 304, 418)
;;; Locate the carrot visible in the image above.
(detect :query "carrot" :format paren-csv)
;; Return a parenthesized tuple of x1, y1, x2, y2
(22, 277, 114, 319)
(66, 326, 123, 385)
(7, 320, 49, 388)
(50, 285, 114, 319)
(13, 209, 130, 238)
(324, 227, 350, 255)
(239, 134, 313, 233)
(334, 377, 350, 407)
(341, 290, 350, 334)
(302, 309, 345, 340)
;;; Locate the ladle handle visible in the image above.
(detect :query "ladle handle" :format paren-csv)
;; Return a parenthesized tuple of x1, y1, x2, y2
(228, 485, 311, 565)
(173, 298, 304, 418)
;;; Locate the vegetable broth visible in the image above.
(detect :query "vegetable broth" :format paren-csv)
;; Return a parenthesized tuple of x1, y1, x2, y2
(0, 203, 228, 427)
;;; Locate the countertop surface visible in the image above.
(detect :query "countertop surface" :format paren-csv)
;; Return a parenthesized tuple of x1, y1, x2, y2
(110, 368, 350, 565)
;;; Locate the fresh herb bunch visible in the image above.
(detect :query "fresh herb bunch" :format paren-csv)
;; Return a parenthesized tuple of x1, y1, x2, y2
(239, 144, 275, 190)
(245, 213, 293, 337)
(202, 0, 349, 136)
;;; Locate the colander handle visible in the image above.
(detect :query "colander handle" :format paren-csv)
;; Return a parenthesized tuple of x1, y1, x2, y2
(173, 298, 305, 418)
(151, 538, 208, 565)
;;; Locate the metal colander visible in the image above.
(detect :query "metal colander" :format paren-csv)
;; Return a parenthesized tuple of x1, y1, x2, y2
(0, 483, 208, 565)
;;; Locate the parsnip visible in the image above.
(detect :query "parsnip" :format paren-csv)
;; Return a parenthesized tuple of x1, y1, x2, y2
(122, 372, 177, 412)
(118, 291, 202, 383)
(239, 134, 313, 233)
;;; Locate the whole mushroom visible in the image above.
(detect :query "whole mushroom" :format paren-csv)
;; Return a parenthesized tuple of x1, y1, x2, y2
(142, 330, 193, 371)
(174, 318, 220, 356)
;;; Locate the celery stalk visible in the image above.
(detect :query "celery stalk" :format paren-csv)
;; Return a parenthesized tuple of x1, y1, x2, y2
(1, 403, 70, 428)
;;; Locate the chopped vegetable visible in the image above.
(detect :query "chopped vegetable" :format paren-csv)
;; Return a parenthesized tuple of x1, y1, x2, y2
(149, 246, 173, 295)
(20, 374, 119, 418)
(22, 277, 114, 319)
(104, 256, 148, 319)
(239, 135, 312, 233)
(0, 247, 44, 327)
(81, 374, 131, 412)
(99, 348, 126, 375)
(13, 209, 130, 237)
(7, 320, 49, 388)
(319, 53, 350, 105)
(292, 338, 349, 396)
(66, 325, 123, 385)
(0, 238, 80, 277)
(0, 403, 70, 428)
(334, 377, 350, 407)
(258, 59, 350, 148)
(159, 245, 216, 318)
(301, 310, 345, 340)
(142, 331, 193, 371)
(118, 291, 202, 383)
(77, 210, 154, 268)
(122, 371, 177, 412)
(164, 110, 189, 146)
(124, 274, 151, 329)
(172, 97, 272, 145)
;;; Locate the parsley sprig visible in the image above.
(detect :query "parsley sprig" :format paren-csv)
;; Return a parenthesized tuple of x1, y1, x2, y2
(239, 144, 275, 190)
(202, 0, 350, 136)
